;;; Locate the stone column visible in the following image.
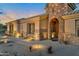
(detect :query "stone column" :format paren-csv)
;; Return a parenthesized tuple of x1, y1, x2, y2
(58, 17, 64, 42)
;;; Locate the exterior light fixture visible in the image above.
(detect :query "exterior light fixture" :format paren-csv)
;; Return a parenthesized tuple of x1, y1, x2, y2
(15, 32, 21, 38)
(52, 32, 55, 38)
(31, 44, 45, 50)
(58, 10, 60, 12)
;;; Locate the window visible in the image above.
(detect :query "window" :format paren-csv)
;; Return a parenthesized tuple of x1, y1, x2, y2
(27, 23, 35, 34)
(77, 29, 79, 36)
(9, 23, 14, 33)
(75, 20, 79, 37)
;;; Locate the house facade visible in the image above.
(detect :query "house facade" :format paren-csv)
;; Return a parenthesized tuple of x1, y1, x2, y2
(6, 14, 48, 40)
(6, 3, 79, 41)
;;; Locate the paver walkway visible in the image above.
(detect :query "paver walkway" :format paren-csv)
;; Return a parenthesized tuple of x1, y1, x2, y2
(0, 36, 79, 56)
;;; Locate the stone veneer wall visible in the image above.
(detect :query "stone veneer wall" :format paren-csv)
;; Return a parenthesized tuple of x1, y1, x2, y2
(45, 3, 75, 40)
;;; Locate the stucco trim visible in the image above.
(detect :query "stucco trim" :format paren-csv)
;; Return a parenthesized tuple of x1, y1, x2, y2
(62, 13, 79, 20)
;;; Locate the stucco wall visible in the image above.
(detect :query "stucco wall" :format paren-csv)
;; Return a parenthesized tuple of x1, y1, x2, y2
(22, 23, 27, 37)
(65, 19, 75, 35)
(40, 16, 48, 39)
(19, 16, 40, 40)
(6, 21, 19, 35)
(13, 21, 18, 32)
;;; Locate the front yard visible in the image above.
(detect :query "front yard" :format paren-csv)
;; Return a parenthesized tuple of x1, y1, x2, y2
(0, 36, 79, 56)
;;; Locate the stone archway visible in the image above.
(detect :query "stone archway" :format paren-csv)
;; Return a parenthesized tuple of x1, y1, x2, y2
(50, 18, 59, 39)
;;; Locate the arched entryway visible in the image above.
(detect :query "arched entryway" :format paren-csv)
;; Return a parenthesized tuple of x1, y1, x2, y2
(50, 18, 59, 40)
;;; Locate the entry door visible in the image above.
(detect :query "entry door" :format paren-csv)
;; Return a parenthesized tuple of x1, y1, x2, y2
(50, 20, 59, 38)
